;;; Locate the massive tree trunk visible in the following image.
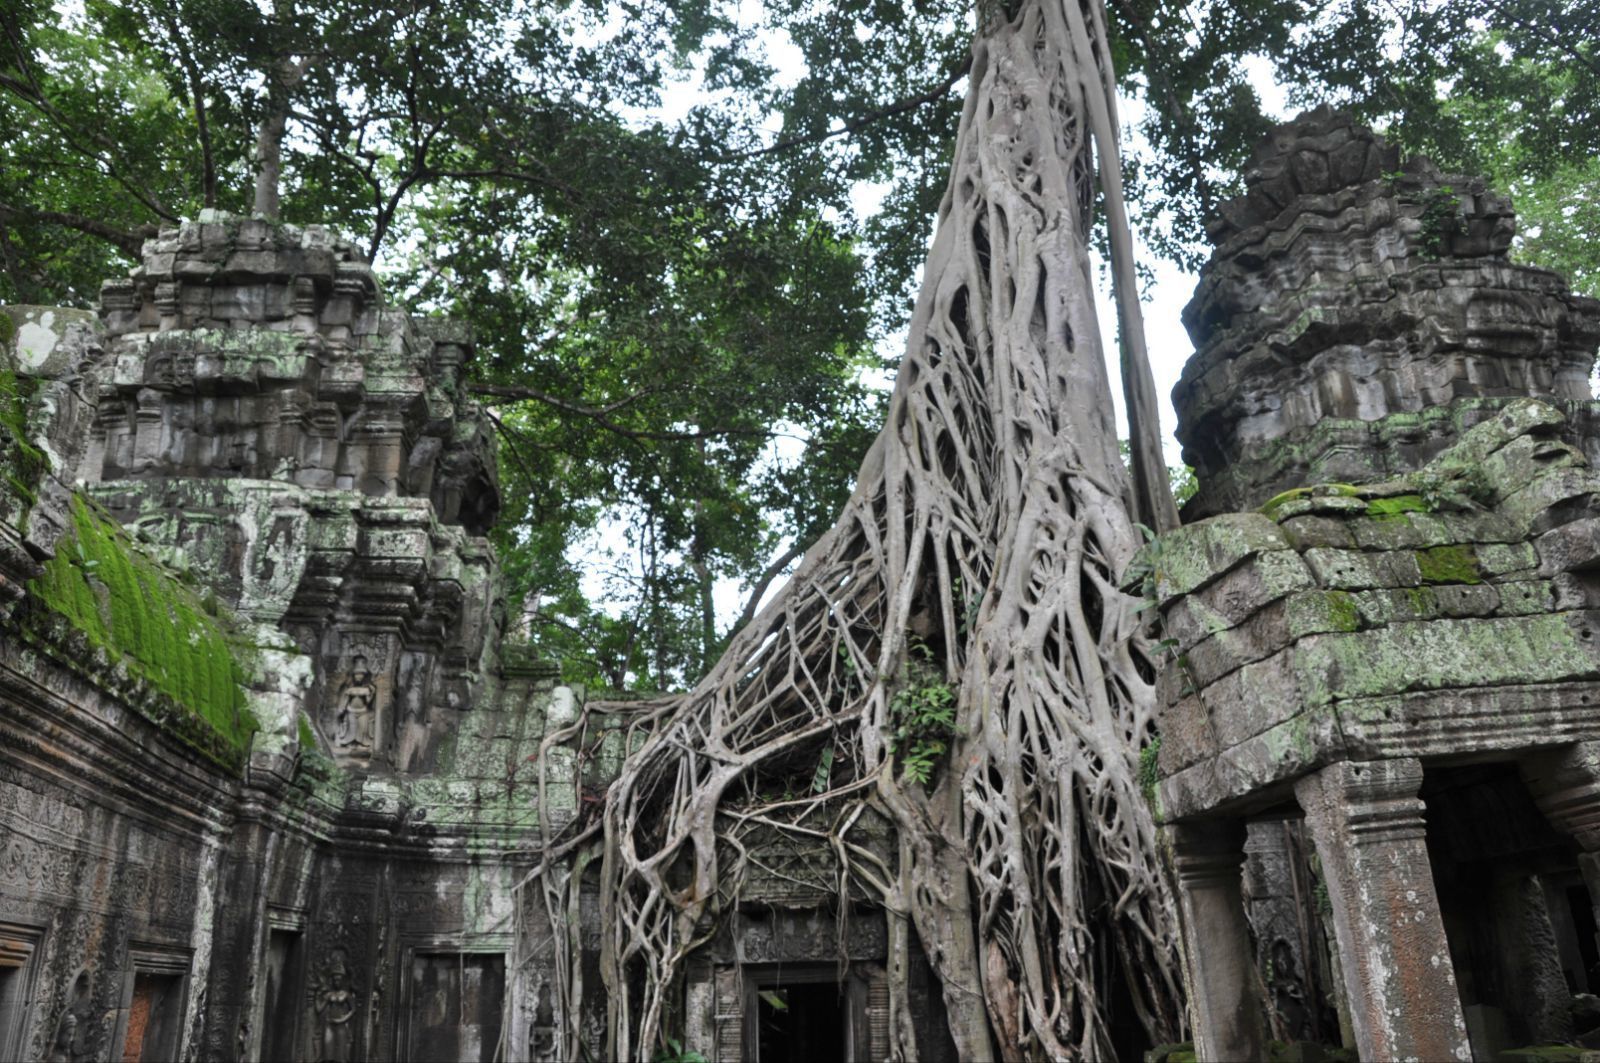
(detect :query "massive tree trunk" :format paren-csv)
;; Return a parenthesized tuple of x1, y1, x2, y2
(527, 0, 1185, 1058)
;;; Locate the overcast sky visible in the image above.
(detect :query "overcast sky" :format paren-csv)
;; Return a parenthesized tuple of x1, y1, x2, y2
(602, 23, 1296, 632)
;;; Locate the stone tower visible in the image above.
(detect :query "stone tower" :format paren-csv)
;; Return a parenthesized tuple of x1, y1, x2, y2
(1147, 110, 1600, 1062)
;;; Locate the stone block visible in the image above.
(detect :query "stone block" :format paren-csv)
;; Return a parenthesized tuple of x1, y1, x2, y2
(1278, 514, 1357, 549)
(1494, 580, 1555, 616)
(1284, 589, 1364, 636)
(1303, 546, 1420, 589)
(1538, 518, 1600, 576)
(1158, 694, 1219, 775)
(1146, 513, 1294, 600)
(1204, 646, 1306, 747)
(1294, 612, 1600, 708)
(1478, 540, 1538, 578)
(1204, 706, 1346, 810)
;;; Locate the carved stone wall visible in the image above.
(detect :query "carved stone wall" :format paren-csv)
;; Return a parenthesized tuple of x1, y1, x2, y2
(1176, 106, 1600, 518)
(1151, 112, 1600, 1063)
(0, 213, 941, 1062)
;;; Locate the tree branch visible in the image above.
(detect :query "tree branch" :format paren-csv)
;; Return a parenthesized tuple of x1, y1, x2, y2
(717, 54, 973, 162)
(728, 540, 805, 637)
(0, 202, 155, 258)
(469, 383, 765, 442)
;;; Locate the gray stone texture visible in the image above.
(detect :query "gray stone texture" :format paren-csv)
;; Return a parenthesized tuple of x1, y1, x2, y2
(1150, 111, 1600, 1063)
(0, 215, 923, 1062)
(1175, 106, 1600, 519)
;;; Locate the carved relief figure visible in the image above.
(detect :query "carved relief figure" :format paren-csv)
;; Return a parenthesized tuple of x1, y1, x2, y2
(530, 978, 557, 1061)
(332, 657, 376, 753)
(47, 971, 92, 1063)
(313, 947, 358, 1062)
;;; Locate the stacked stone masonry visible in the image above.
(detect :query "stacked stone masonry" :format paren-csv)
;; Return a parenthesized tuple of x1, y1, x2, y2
(7, 105, 1600, 1063)
(1149, 110, 1600, 1063)
(0, 214, 943, 1062)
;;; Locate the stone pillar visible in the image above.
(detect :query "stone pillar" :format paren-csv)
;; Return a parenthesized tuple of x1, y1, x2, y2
(1521, 741, 1600, 956)
(133, 386, 164, 472)
(1294, 758, 1470, 1062)
(1168, 819, 1268, 1062)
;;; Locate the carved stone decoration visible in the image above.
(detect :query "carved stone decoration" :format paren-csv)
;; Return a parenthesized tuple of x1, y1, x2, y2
(332, 656, 377, 754)
(1175, 106, 1600, 517)
(321, 631, 399, 767)
(529, 977, 557, 1062)
(312, 947, 360, 1063)
(45, 970, 95, 1063)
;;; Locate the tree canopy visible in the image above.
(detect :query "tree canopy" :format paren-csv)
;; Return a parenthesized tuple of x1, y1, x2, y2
(2, 0, 1596, 687)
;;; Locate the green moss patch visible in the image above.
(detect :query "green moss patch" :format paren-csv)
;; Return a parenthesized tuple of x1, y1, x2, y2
(1365, 494, 1427, 520)
(1416, 543, 1481, 584)
(0, 366, 46, 507)
(27, 496, 257, 763)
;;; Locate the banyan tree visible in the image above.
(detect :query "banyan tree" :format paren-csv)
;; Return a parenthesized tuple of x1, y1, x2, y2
(526, 0, 1186, 1056)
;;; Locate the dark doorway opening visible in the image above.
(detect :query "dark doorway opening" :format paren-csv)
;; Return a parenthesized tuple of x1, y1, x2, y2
(1423, 762, 1592, 1058)
(407, 951, 506, 1063)
(756, 979, 847, 1063)
(122, 971, 183, 1062)
(261, 928, 305, 1062)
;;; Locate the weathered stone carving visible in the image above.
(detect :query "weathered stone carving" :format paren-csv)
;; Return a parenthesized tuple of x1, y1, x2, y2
(1175, 106, 1600, 518)
(1148, 112, 1600, 1063)
(313, 947, 359, 1062)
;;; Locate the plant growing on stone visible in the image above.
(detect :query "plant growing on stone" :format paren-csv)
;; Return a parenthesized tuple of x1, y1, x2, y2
(524, 0, 1184, 1058)
(888, 641, 957, 787)
(1418, 185, 1465, 258)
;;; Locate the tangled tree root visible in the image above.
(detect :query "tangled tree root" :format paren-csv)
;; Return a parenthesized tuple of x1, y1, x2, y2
(523, 1, 1186, 1058)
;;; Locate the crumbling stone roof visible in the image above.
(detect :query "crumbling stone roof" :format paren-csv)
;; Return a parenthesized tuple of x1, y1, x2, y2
(1141, 398, 1600, 819)
(1175, 106, 1600, 519)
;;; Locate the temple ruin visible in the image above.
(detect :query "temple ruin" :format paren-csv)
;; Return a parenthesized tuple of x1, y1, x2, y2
(2, 108, 1600, 1061)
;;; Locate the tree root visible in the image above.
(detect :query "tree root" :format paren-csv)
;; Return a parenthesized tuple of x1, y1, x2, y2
(521, 1, 1185, 1058)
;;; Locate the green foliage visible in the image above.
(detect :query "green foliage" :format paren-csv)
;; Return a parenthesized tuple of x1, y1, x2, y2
(1138, 736, 1161, 803)
(811, 745, 835, 793)
(298, 713, 316, 751)
(1281, 3, 1600, 296)
(1417, 185, 1465, 259)
(1168, 464, 1199, 508)
(653, 1036, 709, 1063)
(889, 641, 957, 787)
(8, 0, 1599, 693)
(27, 496, 257, 763)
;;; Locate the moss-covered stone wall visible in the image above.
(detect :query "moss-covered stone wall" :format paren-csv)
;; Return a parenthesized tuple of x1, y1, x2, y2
(25, 494, 258, 764)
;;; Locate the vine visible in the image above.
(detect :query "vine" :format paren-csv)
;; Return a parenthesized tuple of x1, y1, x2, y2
(1418, 185, 1464, 259)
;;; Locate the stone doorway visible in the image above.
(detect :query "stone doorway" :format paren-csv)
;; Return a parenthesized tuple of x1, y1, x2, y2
(404, 950, 507, 1063)
(1423, 762, 1596, 1057)
(743, 965, 864, 1063)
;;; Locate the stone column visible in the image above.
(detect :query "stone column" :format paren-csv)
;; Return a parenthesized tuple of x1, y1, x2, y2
(1521, 741, 1600, 956)
(1294, 758, 1470, 1062)
(1168, 819, 1268, 1062)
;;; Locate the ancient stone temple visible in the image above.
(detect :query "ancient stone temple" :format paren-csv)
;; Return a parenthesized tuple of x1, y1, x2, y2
(1147, 108, 1600, 1062)
(5, 107, 1600, 1063)
(0, 214, 949, 1062)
